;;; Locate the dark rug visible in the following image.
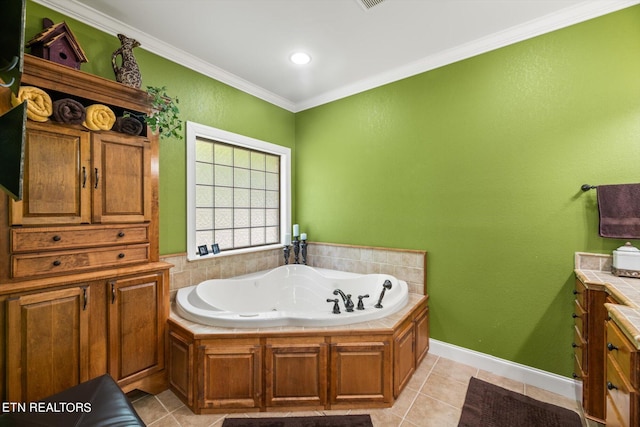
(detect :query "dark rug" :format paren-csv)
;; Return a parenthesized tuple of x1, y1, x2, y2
(222, 414, 372, 427)
(458, 377, 582, 427)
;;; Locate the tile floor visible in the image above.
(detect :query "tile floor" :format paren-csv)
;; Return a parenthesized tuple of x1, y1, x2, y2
(130, 354, 591, 427)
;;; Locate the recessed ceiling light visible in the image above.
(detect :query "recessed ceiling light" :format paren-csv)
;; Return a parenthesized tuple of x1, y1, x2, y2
(290, 52, 311, 65)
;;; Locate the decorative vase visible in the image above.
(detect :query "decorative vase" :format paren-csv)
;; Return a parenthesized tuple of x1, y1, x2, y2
(111, 34, 142, 89)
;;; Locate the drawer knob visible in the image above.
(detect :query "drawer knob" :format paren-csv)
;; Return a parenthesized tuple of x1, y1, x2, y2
(52, 235, 61, 242)
(607, 343, 618, 351)
(53, 260, 61, 266)
(118, 253, 125, 259)
(118, 231, 125, 238)
(607, 381, 618, 391)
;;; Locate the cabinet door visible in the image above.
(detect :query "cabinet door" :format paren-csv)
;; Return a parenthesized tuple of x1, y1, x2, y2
(108, 273, 165, 386)
(414, 306, 429, 365)
(10, 122, 91, 225)
(6, 286, 89, 402)
(394, 322, 415, 397)
(168, 330, 194, 407)
(92, 132, 151, 223)
(198, 340, 262, 410)
(330, 338, 392, 406)
(265, 338, 328, 408)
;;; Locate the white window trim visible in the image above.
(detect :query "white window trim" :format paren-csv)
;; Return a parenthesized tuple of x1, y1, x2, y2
(186, 121, 291, 261)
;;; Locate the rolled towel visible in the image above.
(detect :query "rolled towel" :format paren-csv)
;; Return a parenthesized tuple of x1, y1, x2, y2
(83, 104, 116, 131)
(52, 98, 86, 125)
(113, 116, 143, 136)
(11, 86, 52, 122)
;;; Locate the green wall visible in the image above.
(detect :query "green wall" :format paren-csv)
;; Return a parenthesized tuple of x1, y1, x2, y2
(25, 1, 640, 377)
(295, 6, 640, 376)
(25, 1, 296, 255)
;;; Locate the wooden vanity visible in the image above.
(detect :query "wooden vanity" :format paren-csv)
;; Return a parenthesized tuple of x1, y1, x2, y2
(575, 255, 640, 426)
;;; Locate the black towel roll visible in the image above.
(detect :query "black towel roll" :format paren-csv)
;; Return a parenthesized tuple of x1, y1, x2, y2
(114, 116, 144, 136)
(52, 98, 86, 124)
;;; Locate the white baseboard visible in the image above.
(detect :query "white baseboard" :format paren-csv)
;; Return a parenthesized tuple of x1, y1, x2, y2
(429, 339, 582, 401)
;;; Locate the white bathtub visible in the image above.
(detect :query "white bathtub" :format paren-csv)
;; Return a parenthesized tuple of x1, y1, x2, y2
(175, 265, 409, 328)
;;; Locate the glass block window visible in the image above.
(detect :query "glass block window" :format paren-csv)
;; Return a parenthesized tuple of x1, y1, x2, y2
(187, 122, 291, 260)
(195, 138, 280, 250)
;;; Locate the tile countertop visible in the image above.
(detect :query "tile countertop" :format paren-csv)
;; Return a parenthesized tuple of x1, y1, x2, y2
(575, 252, 640, 350)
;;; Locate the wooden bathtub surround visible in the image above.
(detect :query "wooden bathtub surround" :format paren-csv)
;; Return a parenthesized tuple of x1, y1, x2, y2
(0, 55, 172, 403)
(167, 294, 429, 413)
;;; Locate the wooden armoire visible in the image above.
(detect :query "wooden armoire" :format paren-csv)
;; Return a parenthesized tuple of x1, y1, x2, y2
(0, 54, 172, 403)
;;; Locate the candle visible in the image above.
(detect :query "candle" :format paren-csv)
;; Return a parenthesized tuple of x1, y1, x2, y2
(284, 233, 291, 246)
(293, 224, 299, 237)
(300, 233, 307, 241)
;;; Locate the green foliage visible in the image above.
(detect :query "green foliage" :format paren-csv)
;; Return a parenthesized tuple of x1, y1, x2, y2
(146, 86, 183, 140)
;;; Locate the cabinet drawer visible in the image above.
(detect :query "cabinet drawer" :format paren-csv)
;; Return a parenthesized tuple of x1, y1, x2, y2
(573, 300, 586, 336)
(573, 325, 586, 371)
(606, 355, 632, 427)
(573, 354, 585, 381)
(574, 279, 587, 309)
(11, 224, 149, 253)
(12, 244, 150, 278)
(606, 321, 635, 387)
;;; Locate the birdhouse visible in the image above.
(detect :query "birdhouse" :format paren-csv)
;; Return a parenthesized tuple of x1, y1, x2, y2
(26, 18, 88, 69)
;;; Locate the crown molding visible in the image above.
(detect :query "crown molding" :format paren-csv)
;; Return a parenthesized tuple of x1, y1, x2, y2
(295, 0, 640, 112)
(30, 0, 296, 111)
(32, 0, 640, 113)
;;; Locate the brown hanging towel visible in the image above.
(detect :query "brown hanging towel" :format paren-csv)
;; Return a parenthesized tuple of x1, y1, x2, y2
(597, 183, 640, 238)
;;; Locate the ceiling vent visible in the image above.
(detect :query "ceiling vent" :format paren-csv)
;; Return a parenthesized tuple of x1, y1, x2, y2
(356, 0, 387, 11)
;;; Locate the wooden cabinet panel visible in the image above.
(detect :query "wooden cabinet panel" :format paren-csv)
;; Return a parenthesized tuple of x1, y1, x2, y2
(12, 244, 150, 278)
(108, 273, 164, 386)
(11, 224, 149, 252)
(265, 338, 328, 408)
(330, 339, 391, 406)
(10, 122, 90, 225)
(6, 286, 89, 402)
(92, 133, 151, 224)
(414, 306, 429, 365)
(394, 321, 414, 397)
(169, 330, 194, 407)
(199, 340, 262, 410)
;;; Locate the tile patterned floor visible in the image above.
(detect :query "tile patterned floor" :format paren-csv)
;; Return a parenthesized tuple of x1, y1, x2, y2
(130, 354, 590, 427)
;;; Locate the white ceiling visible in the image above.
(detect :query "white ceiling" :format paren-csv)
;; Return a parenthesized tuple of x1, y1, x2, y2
(34, 0, 639, 112)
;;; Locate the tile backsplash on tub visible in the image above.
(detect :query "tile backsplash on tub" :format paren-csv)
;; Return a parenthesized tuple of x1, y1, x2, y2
(161, 242, 427, 300)
(307, 243, 426, 295)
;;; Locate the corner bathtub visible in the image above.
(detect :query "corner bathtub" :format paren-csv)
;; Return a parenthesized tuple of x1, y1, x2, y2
(175, 265, 409, 328)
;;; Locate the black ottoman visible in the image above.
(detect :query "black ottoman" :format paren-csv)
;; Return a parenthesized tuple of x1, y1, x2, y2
(0, 374, 145, 426)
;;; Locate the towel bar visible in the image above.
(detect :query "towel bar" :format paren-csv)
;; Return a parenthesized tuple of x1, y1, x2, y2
(581, 184, 597, 191)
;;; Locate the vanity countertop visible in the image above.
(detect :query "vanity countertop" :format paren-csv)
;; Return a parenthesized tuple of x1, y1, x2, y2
(575, 252, 640, 349)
